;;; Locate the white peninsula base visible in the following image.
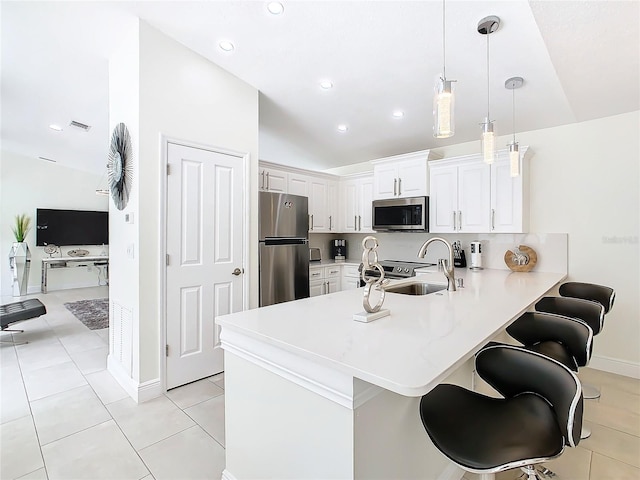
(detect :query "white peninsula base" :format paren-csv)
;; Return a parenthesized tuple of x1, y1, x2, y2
(222, 351, 471, 480)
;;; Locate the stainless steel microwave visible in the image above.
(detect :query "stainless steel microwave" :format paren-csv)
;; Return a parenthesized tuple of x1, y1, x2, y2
(372, 196, 429, 232)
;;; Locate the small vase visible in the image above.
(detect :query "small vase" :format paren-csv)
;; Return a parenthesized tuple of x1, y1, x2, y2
(9, 242, 31, 296)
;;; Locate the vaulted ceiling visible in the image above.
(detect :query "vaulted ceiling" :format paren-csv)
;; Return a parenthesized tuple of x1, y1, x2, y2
(2, 1, 638, 174)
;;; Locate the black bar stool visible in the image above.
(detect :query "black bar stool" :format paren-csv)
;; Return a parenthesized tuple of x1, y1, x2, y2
(507, 311, 593, 442)
(535, 295, 605, 399)
(559, 282, 615, 314)
(507, 312, 593, 374)
(420, 343, 583, 480)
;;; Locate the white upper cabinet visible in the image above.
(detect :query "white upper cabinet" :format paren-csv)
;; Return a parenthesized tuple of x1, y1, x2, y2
(327, 180, 339, 232)
(429, 164, 458, 231)
(429, 158, 490, 233)
(287, 172, 310, 197)
(308, 177, 328, 232)
(490, 147, 531, 233)
(341, 174, 374, 233)
(372, 150, 439, 200)
(259, 166, 287, 193)
(259, 161, 341, 233)
(429, 147, 531, 234)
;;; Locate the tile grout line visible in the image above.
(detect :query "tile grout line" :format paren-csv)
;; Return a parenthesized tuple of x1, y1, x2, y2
(13, 341, 49, 480)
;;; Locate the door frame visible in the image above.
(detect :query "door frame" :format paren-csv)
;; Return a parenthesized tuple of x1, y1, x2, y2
(159, 135, 250, 393)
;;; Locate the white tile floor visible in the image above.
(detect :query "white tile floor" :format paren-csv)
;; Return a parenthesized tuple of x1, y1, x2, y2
(1, 287, 225, 480)
(2, 286, 639, 480)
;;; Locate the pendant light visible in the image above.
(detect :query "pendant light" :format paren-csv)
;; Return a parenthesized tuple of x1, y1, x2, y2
(433, 0, 455, 138)
(477, 16, 500, 164)
(505, 76, 524, 177)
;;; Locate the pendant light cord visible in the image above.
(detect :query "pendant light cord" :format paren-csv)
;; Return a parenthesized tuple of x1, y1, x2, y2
(512, 86, 516, 143)
(442, 0, 446, 79)
(486, 33, 490, 120)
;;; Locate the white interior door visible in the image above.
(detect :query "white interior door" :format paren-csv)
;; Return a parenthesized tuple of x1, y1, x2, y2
(166, 142, 244, 389)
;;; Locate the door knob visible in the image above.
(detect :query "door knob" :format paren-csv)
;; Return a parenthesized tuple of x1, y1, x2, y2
(232, 268, 243, 276)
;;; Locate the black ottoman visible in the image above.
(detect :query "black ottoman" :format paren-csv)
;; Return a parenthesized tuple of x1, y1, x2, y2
(1, 299, 47, 344)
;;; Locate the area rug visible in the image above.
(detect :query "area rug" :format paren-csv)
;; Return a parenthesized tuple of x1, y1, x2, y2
(64, 298, 109, 330)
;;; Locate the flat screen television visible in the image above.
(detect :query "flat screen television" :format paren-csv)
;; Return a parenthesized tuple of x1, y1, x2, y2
(36, 209, 109, 247)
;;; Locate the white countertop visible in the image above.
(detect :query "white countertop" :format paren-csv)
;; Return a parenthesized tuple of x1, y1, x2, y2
(217, 268, 565, 397)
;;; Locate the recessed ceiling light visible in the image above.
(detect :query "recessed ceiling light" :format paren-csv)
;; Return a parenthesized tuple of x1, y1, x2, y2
(337, 124, 348, 133)
(49, 124, 63, 131)
(392, 111, 404, 118)
(218, 40, 235, 52)
(267, 2, 284, 15)
(319, 80, 333, 90)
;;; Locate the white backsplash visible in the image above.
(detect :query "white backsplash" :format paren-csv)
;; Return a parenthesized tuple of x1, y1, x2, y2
(312, 232, 568, 274)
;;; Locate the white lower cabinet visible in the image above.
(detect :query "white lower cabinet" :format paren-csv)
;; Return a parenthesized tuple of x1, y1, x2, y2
(309, 265, 343, 297)
(341, 263, 362, 290)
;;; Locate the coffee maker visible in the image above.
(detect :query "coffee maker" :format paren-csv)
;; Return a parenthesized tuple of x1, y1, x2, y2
(331, 239, 347, 261)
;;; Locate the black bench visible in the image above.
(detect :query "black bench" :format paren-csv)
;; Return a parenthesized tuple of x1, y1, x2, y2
(1, 299, 47, 344)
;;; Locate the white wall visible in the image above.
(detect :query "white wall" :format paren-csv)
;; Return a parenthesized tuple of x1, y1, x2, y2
(108, 20, 259, 392)
(0, 151, 108, 296)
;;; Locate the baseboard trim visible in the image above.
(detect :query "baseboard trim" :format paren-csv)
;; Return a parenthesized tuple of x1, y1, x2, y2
(107, 355, 162, 403)
(589, 354, 640, 379)
(221, 469, 237, 480)
(138, 378, 163, 402)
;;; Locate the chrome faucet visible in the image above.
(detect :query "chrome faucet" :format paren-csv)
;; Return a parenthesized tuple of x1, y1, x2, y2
(417, 237, 457, 292)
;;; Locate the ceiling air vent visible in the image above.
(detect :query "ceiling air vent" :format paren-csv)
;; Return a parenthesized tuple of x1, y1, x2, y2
(69, 120, 91, 131)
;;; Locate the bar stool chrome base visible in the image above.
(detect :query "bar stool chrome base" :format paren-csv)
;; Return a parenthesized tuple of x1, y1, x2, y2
(518, 465, 544, 479)
(582, 383, 601, 399)
(581, 426, 592, 439)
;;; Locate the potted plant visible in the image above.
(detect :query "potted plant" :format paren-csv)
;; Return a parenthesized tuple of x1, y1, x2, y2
(11, 213, 31, 242)
(9, 213, 32, 296)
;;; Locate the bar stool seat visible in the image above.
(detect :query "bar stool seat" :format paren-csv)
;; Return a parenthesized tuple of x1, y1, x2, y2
(421, 384, 564, 471)
(420, 343, 583, 479)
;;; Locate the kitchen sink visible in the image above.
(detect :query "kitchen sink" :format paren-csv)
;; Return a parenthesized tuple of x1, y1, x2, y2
(384, 281, 447, 296)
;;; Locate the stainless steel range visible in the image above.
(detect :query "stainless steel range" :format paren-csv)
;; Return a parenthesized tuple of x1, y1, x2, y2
(359, 260, 437, 283)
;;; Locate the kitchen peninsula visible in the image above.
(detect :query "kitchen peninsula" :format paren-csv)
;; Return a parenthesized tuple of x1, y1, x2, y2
(217, 267, 566, 480)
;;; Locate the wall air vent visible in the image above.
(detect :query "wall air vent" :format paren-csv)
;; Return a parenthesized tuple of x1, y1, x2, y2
(69, 120, 92, 131)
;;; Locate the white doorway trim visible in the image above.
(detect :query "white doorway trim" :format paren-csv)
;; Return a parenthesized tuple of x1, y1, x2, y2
(158, 134, 250, 393)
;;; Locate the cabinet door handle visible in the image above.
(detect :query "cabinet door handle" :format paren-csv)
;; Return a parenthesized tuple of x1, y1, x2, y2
(358, 215, 362, 231)
(452, 211, 456, 230)
(310, 214, 314, 230)
(329, 215, 332, 230)
(266, 172, 270, 190)
(491, 209, 496, 231)
(398, 177, 402, 196)
(326, 281, 330, 294)
(354, 215, 357, 230)
(261, 171, 265, 190)
(394, 178, 397, 196)
(458, 211, 462, 231)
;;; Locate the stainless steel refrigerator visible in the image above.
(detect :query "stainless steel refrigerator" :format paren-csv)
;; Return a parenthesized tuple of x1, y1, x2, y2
(259, 191, 310, 307)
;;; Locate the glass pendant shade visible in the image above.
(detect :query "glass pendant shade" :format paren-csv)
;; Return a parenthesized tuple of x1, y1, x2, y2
(509, 142, 520, 177)
(481, 118, 496, 164)
(433, 78, 455, 138)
